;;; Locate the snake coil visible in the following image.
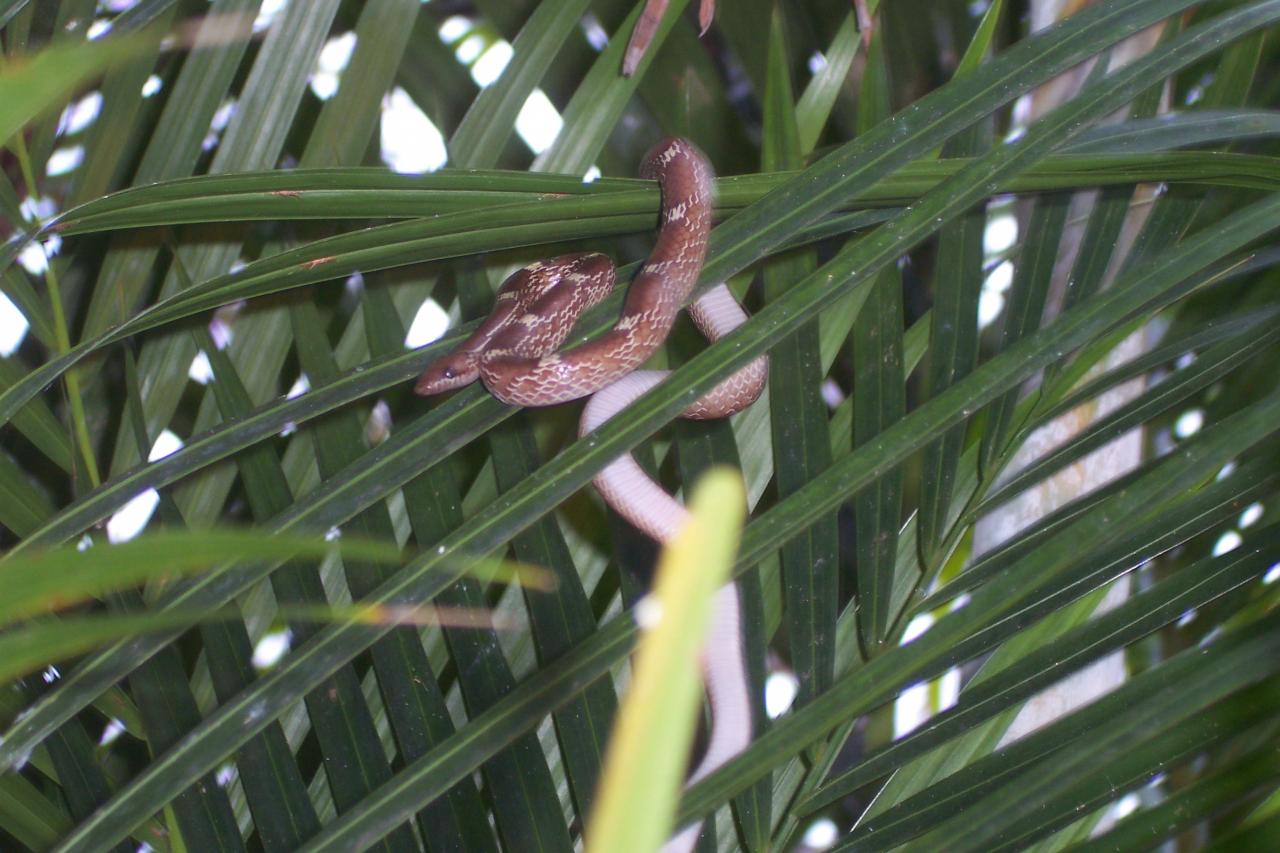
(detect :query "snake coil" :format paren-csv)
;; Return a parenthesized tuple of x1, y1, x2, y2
(416, 138, 766, 851)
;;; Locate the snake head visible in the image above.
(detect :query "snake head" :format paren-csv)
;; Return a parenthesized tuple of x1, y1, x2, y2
(414, 352, 480, 396)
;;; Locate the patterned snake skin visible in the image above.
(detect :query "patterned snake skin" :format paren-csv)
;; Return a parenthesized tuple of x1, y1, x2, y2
(416, 138, 767, 851)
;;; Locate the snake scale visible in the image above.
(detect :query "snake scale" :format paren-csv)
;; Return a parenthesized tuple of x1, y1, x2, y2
(415, 138, 767, 851)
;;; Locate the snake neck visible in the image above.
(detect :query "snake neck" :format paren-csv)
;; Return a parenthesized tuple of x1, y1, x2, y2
(622, 139, 715, 329)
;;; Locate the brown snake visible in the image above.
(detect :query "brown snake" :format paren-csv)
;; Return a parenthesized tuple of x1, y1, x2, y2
(415, 138, 767, 850)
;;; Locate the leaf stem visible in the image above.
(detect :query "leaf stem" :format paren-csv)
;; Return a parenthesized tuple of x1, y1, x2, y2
(13, 135, 100, 488)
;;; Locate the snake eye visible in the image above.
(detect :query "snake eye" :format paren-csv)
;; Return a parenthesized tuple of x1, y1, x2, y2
(442, 367, 456, 379)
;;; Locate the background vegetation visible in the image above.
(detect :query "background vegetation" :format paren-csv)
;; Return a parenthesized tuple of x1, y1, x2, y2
(1, 0, 1278, 850)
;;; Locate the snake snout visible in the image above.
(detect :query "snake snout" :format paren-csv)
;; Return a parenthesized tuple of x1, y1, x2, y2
(414, 353, 479, 396)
